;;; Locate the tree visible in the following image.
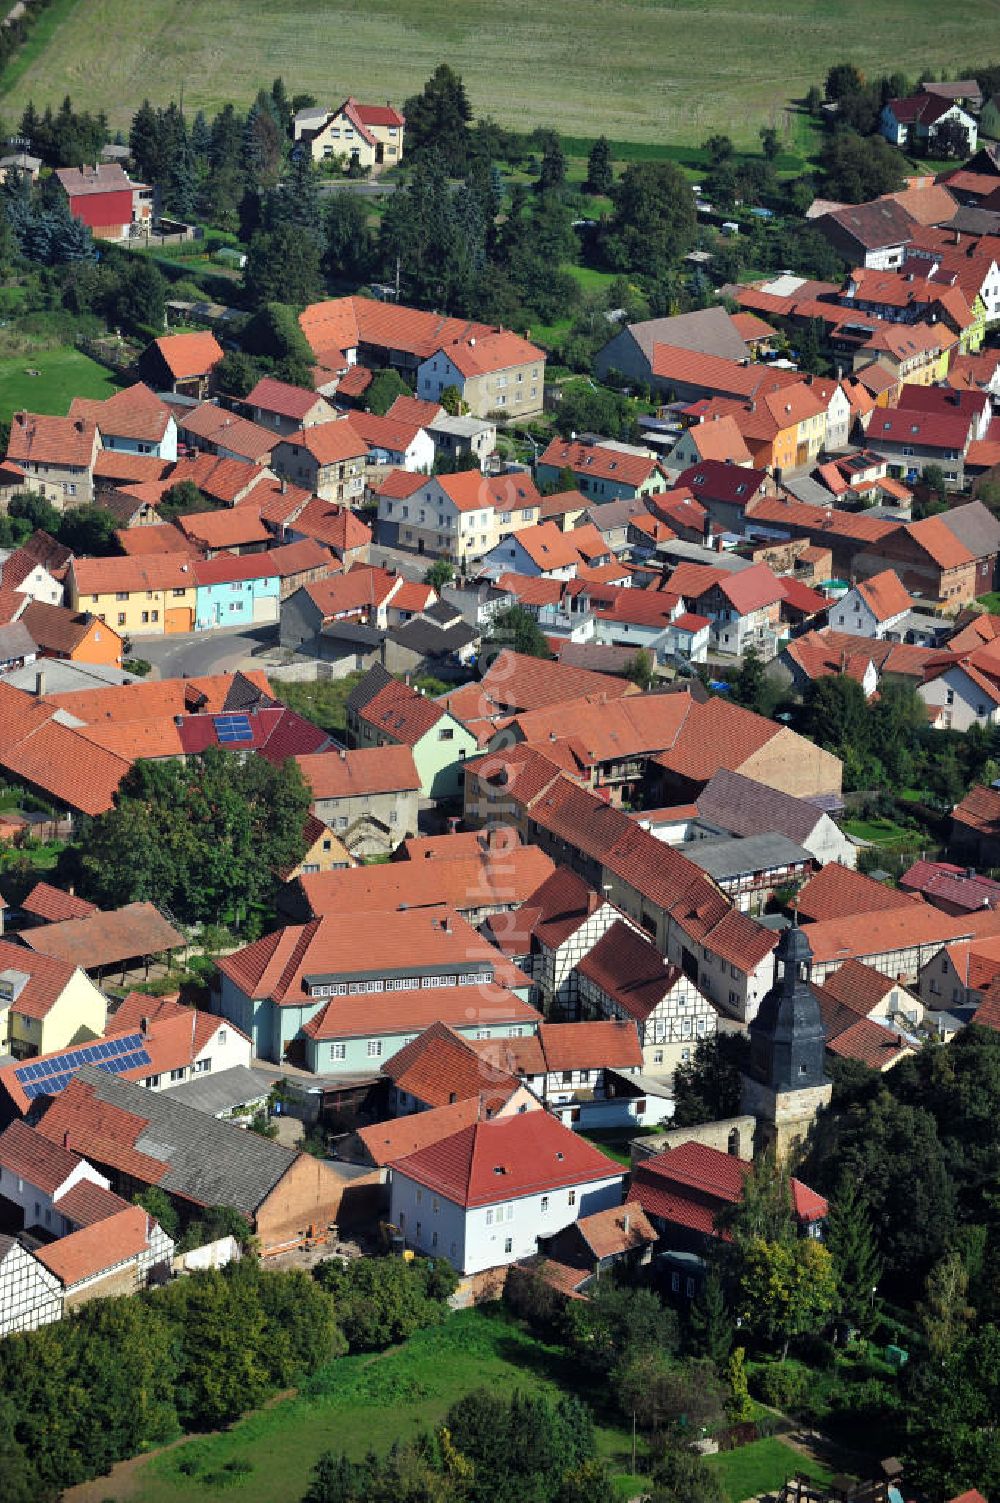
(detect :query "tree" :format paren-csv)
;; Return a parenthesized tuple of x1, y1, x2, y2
(563, 1279, 680, 1376)
(484, 605, 552, 661)
(108, 256, 167, 333)
(819, 130, 905, 202)
(439, 382, 464, 415)
(736, 1237, 839, 1359)
(158, 480, 215, 519)
(824, 1180, 882, 1333)
(537, 134, 567, 194)
(604, 161, 697, 278)
(726, 1347, 753, 1423)
(672, 1034, 749, 1127)
(934, 120, 971, 159)
(424, 558, 455, 590)
(626, 648, 655, 691)
(76, 751, 312, 926)
(647, 1447, 727, 1503)
(324, 192, 374, 282)
(759, 125, 780, 160)
(365, 368, 413, 416)
(215, 349, 264, 398)
(616, 1352, 724, 1437)
(56, 505, 119, 556)
(905, 1325, 1000, 1503)
(274, 150, 323, 244)
(919, 1251, 976, 1361)
(688, 1269, 733, 1369)
(133, 1185, 179, 1240)
(402, 64, 473, 175)
(719, 1150, 796, 1247)
(313, 1255, 457, 1351)
(804, 672, 871, 757)
(825, 63, 866, 100)
(585, 136, 613, 195)
(244, 222, 322, 307)
(731, 646, 769, 714)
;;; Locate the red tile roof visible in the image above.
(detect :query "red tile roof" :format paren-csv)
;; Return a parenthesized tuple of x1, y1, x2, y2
(629, 1140, 827, 1235)
(0, 1120, 82, 1194)
(176, 508, 271, 550)
(900, 858, 1000, 914)
(803, 905, 993, 966)
(69, 382, 171, 445)
(439, 328, 543, 377)
(795, 865, 919, 923)
(539, 438, 662, 490)
(856, 569, 912, 622)
(537, 1019, 642, 1071)
(21, 902, 185, 970)
(55, 1177, 130, 1228)
(393, 1110, 622, 1207)
(0, 684, 129, 815)
(290, 497, 372, 553)
(818, 957, 898, 1015)
(246, 375, 326, 420)
(35, 1205, 158, 1286)
(355, 675, 447, 744)
(300, 296, 496, 365)
(356, 1098, 482, 1166)
(294, 845, 554, 918)
(654, 695, 782, 783)
(297, 745, 420, 799)
(826, 1015, 909, 1070)
(71, 552, 196, 595)
(574, 920, 681, 1023)
(279, 420, 368, 465)
(181, 403, 277, 463)
(300, 980, 539, 1041)
(34, 1078, 169, 1184)
(437, 470, 542, 515)
(216, 909, 527, 1005)
(21, 881, 98, 924)
(115, 521, 197, 557)
(953, 782, 1000, 837)
(382, 1021, 524, 1111)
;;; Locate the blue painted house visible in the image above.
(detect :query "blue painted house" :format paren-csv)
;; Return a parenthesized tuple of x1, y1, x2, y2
(192, 553, 280, 631)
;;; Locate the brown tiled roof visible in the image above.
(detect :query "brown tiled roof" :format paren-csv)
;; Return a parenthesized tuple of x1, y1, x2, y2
(21, 881, 98, 923)
(297, 745, 420, 799)
(807, 956, 896, 1016)
(115, 521, 196, 556)
(35, 1205, 158, 1286)
(0, 1120, 82, 1194)
(466, 1032, 547, 1077)
(290, 498, 372, 552)
(539, 438, 662, 488)
(354, 676, 447, 745)
(280, 421, 368, 464)
(21, 902, 185, 969)
(19, 599, 119, 657)
(795, 865, 919, 923)
(382, 1021, 523, 1111)
(953, 783, 1000, 836)
(69, 383, 171, 444)
(654, 696, 781, 783)
(55, 1177, 130, 1227)
(180, 402, 276, 463)
(511, 691, 690, 768)
(449, 648, 636, 717)
(856, 569, 912, 622)
(574, 1202, 657, 1260)
(246, 376, 325, 420)
(826, 1015, 909, 1070)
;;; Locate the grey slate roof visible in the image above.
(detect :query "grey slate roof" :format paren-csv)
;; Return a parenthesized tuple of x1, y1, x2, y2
(685, 832, 813, 882)
(938, 500, 1000, 562)
(162, 1066, 272, 1118)
(71, 1066, 298, 1215)
(344, 661, 394, 714)
(388, 616, 477, 656)
(423, 598, 463, 627)
(0, 621, 36, 663)
(626, 307, 749, 363)
(696, 768, 826, 845)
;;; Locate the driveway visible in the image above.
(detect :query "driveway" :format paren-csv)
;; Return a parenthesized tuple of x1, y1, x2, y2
(135, 624, 278, 681)
(370, 542, 433, 581)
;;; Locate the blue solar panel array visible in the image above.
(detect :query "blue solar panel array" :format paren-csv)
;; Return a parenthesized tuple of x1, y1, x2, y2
(13, 1032, 152, 1101)
(214, 713, 253, 745)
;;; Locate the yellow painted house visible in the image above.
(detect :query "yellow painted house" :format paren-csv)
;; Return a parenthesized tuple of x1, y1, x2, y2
(0, 942, 106, 1060)
(68, 553, 197, 636)
(856, 321, 954, 387)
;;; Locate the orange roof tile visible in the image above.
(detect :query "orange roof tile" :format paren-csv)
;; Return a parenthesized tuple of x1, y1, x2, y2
(0, 1120, 83, 1194)
(294, 845, 554, 918)
(71, 552, 195, 595)
(539, 438, 662, 490)
(796, 865, 919, 923)
(21, 881, 97, 923)
(356, 1098, 482, 1166)
(382, 1021, 524, 1111)
(301, 979, 538, 1040)
(151, 330, 223, 381)
(537, 1019, 642, 1071)
(35, 1205, 159, 1286)
(69, 383, 171, 445)
(280, 420, 368, 464)
(7, 411, 97, 467)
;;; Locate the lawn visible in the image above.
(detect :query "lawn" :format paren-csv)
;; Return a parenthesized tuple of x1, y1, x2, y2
(0, 345, 117, 422)
(1, 0, 992, 145)
(705, 1435, 833, 1503)
(77, 1306, 648, 1503)
(841, 815, 923, 848)
(277, 671, 365, 735)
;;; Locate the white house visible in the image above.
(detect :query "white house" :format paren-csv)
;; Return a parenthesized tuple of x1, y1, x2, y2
(653, 611, 711, 664)
(919, 660, 1000, 731)
(812, 379, 854, 453)
(481, 521, 583, 580)
(827, 569, 912, 640)
(0, 1120, 109, 1236)
(348, 412, 435, 473)
(389, 1110, 624, 1276)
(0, 1234, 62, 1336)
(881, 94, 978, 153)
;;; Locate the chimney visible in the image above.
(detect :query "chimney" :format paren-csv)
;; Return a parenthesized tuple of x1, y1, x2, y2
(34, 668, 45, 697)
(339, 747, 346, 760)
(63, 1132, 70, 1149)
(622, 1212, 630, 1233)
(140, 1015, 150, 1036)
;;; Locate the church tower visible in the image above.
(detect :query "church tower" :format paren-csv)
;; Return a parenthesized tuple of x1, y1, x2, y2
(741, 917, 831, 1158)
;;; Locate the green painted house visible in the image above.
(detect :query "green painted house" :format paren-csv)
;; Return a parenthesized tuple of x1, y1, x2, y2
(346, 664, 478, 800)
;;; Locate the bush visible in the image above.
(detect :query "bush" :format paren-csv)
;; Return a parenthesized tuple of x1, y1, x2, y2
(313, 1254, 457, 1351)
(749, 1359, 810, 1410)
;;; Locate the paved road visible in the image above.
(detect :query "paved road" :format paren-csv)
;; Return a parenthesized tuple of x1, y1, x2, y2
(317, 179, 398, 199)
(135, 624, 277, 681)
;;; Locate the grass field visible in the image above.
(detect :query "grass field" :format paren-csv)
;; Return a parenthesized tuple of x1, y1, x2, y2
(0, 345, 117, 421)
(0, 0, 994, 145)
(705, 1435, 834, 1503)
(68, 1307, 648, 1503)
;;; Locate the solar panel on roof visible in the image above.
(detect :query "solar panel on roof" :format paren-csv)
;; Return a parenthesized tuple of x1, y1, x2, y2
(213, 713, 253, 744)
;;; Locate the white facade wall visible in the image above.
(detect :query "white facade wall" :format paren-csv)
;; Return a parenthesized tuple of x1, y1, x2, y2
(0, 1239, 62, 1336)
(142, 1020, 252, 1093)
(0, 1158, 108, 1235)
(828, 588, 907, 639)
(919, 667, 1000, 732)
(390, 1170, 624, 1275)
